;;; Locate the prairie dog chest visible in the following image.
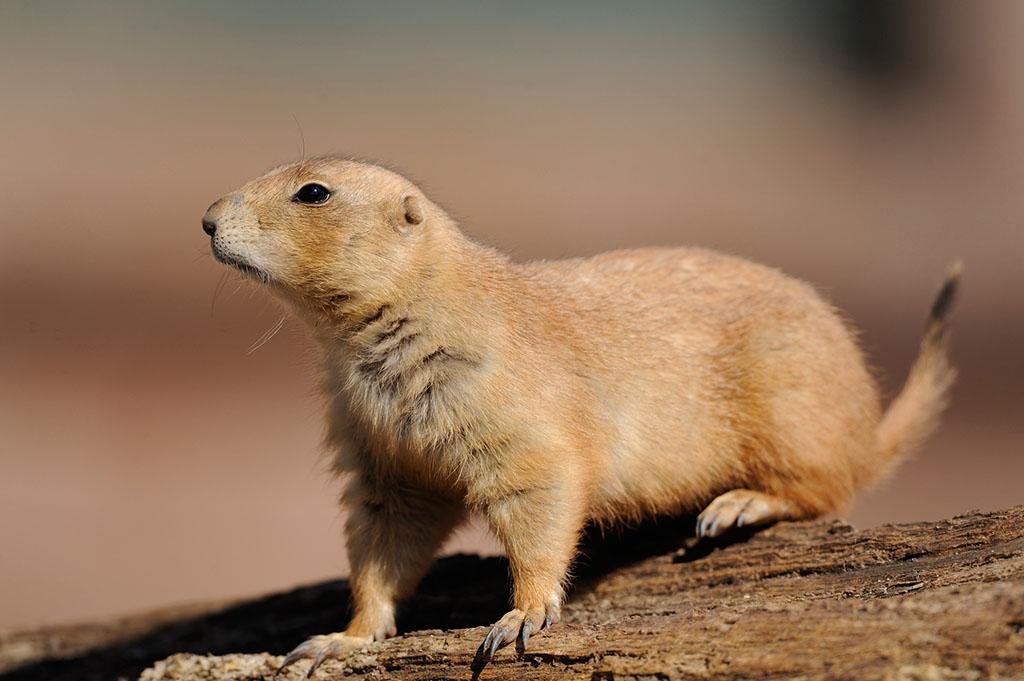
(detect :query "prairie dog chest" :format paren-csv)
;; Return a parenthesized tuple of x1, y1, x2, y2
(319, 308, 496, 481)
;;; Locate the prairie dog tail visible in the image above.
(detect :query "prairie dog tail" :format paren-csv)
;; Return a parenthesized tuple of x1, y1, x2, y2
(875, 262, 962, 478)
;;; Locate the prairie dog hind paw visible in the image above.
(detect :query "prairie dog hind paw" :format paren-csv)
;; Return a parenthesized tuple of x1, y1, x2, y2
(696, 489, 796, 539)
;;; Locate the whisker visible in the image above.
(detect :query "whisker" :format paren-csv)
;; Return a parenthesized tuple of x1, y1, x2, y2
(291, 113, 306, 162)
(247, 314, 287, 355)
(211, 270, 230, 316)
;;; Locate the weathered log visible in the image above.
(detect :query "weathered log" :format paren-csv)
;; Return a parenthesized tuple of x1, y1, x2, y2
(3, 507, 1024, 681)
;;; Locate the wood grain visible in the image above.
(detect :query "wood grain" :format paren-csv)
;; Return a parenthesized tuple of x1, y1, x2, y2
(4, 507, 1023, 681)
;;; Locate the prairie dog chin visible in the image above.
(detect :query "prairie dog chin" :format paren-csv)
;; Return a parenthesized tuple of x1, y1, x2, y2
(203, 157, 959, 675)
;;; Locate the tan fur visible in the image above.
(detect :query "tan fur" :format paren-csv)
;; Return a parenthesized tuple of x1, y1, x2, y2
(202, 157, 959, 671)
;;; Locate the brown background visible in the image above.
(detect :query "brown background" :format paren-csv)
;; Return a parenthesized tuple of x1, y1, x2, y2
(1, 1, 1021, 631)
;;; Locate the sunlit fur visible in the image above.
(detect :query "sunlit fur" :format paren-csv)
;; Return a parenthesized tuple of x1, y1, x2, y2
(204, 157, 957, 660)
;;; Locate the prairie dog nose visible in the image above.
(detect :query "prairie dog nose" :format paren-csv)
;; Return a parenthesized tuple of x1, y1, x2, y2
(203, 196, 231, 236)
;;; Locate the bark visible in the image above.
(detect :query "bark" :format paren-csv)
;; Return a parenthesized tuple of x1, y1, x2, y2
(3, 507, 1024, 681)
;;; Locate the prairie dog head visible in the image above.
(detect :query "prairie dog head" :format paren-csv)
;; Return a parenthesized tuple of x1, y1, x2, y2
(202, 158, 435, 316)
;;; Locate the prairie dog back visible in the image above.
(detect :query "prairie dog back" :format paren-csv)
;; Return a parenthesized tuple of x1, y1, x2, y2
(202, 157, 957, 676)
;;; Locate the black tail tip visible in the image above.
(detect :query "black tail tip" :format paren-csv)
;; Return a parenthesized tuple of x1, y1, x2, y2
(929, 260, 963, 323)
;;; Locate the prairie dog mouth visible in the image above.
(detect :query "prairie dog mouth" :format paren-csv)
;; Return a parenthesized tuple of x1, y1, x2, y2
(213, 249, 271, 283)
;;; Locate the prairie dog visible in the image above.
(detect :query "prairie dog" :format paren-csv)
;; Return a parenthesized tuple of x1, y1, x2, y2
(202, 158, 958, 676)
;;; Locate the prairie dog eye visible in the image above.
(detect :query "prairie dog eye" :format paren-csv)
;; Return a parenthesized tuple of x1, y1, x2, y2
(292, 183, 331, 205)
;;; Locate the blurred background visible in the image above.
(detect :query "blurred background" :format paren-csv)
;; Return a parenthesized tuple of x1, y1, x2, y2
(1, 0, 1021, 631)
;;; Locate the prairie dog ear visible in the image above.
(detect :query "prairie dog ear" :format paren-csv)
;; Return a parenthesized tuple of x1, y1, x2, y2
(401, 195, 424, 228)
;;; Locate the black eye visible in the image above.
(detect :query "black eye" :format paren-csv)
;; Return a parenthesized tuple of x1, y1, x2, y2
(292, 183, 331, 205)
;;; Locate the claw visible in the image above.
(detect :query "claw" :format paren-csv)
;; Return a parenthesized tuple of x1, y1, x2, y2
(470, 637, 495, 680)
(306, 647, 330, 679)
(277, 642, 312, 676)
(471, 619, 514, 679)
(487, 626, 507, 658)
(546, 600, 562, 629)
(517, 618, 533, 653)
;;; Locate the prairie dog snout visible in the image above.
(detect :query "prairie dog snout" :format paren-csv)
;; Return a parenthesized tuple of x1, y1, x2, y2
(204, 157, 959, 677)
(202, 194, 276, 280)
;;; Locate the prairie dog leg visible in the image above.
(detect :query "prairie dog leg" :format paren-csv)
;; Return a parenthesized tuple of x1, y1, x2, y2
(279, 477, 464, 678)
(472, 481, 583, 675)
(695, 489, 801, 539)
